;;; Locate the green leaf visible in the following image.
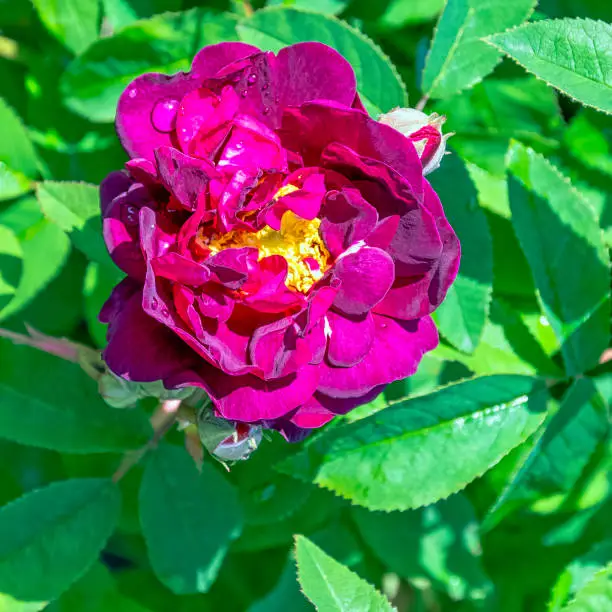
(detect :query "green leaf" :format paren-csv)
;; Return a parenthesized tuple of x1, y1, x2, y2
(0, 479, 120, 601)
(0, 594, 46, 612)
(430, 155, 492, 353)
(248, 559, 311, 612)
(507, 142, 611, 375)
(46, 562, 151, 612)
(353, 493, 491, 601)
(379, 0, 445, 28)
(101, 0, 181, 30)
(61, 10, 240, 123)
(237, 7, 406, 116)
(487, 18, 612, 115)
(0, 99, 39, 179)
(83, 263, 121, 348)
(550, 540, 612, 611)
(295, 535, 394, 612)
(279, 375, 548, 511)
(31, 0, 100, 55)
(266, 0, 347, 16)
(0, 226, 22, 314)
(0, 339, 152, 453)
(36, 181, 118, 272)
(0, 164, 33, 202)
(561, 563, 612, 611)
(484, 378, 609, 530)
(0, 199, 70, 322)
(422, 0, 536, 99)
(140, 444, 243, 594)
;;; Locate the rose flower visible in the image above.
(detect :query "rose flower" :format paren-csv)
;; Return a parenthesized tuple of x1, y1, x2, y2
(99, 41, 460, 441)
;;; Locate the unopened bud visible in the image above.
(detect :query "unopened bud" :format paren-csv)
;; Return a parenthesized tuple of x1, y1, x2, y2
(198, 409, 262, 463)
(379, 108, 451, 175)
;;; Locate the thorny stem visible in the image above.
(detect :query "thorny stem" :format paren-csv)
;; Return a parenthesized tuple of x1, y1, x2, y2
(112, 399, 182, 482)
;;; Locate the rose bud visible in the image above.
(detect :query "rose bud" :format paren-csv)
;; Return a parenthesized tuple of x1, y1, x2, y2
(378, 108, 451, 175)
(99, 42, 460, 445)
(198, 409, 262, 463)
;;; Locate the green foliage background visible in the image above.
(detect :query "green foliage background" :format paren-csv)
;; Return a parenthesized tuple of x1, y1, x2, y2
(0, 0, 610, 610)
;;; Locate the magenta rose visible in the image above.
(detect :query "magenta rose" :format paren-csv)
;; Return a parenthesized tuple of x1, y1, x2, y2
(99, 41, 460, 440)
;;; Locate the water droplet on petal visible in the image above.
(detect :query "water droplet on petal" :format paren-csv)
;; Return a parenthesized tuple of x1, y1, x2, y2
(161, 307, 170, 318)
(262, 106, 270, 115)
(123, 205, 138, 226)
(150, 298, 159, 310)
(151, 98, 179, 133)
(274, 95, 280, 103)
(262, 83, 269, 91)
(128, 87, 138, 99)
(247, 73, 257, 85)
(240, 90, 248, 98)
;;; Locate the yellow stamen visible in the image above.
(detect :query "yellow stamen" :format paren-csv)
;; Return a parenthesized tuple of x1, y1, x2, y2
(208, 210, 330, 294)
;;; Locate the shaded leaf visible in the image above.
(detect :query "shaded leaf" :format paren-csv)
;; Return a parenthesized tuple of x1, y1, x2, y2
(430, 154, 492, 353)
(37, 181, 118, 271)
(0, 199, 70, 322)
(140, 444, 243, 594)
(507, 142, 611, 375)
(62, 10, 240, 122)
(353, 493, 491, 601)
(0, 479, 120, 601)
(484, 378, 609, 530)
(0, 99, 38, 179)
(0, 339, 152, 453)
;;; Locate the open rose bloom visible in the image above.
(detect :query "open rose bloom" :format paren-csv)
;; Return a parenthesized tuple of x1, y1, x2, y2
(100, 41, 460, 441)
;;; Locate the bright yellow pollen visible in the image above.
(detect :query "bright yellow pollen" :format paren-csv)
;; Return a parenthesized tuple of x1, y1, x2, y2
(208, 210, 330, 294)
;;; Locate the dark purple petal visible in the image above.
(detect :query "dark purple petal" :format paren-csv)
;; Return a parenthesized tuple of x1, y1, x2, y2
(280, 102, 423, 190)
(326, 310, 374, 367)
(319, 187, 378, 257)
(331, 246, 394, 316)
(275, 42, 356, 113)
(103, 289, 196, 382)
(167, 363, 321, 422)
(191, 42, 260, 79)
(154, 146, 218, 211)
(318, 314, 438, 398)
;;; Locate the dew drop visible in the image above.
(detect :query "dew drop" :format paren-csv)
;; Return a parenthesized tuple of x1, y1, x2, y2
(262, 106, 270, 115)
(240, 90, 248, 98)
(262, 83, 269, 91)
(161, 307, 170, 318)
(128, 87, 138, 99)
(123, 205, 138, 226)
(151, 98, 179, 133)
(247, 73, 257, 85)
(150, 297, 159, 310)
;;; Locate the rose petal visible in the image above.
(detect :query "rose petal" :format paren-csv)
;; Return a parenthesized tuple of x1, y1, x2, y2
(331, 246, 394, 316)
(326, 310, 374, 367)
(318, 314, 438, 398)
(103, 289, 196, 382)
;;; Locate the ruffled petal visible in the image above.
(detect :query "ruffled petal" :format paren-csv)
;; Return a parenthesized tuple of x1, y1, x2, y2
(117, 42, 259, 160)
(318, 314, 438, 398)
(280, 101, 423, 193)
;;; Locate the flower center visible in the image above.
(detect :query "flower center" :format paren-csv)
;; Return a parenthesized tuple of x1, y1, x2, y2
(208, 210, 330, 294)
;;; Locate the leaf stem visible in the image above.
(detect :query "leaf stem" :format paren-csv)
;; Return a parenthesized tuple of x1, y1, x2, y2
(112, 399, 181, 483)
